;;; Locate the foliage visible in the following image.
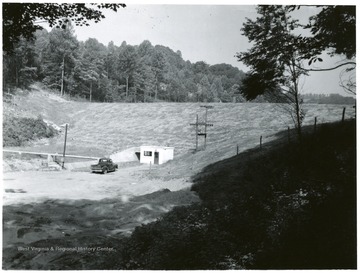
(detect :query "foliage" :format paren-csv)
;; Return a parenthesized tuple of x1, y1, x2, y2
(237, 5, 310, 137)
(237, 5, 357, 133)
(300, 5, 356, 95)
(2, 3, 246, 101)
(3, 116, 59, 146)
(4, 27, 246, 102)
(305, 6, 356, 60)
(3, 3, 125, 53)
(117, 120, 356, 269)
(41, 23, 79, 96)
(3, 37, 39, 91)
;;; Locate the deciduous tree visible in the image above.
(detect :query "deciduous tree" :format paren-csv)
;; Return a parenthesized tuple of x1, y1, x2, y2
(151, 51, 166, 101)
(3, 3, 125, 53)
(117, 45, 139, 99)
(303, 5, 356, 95)
(41, 22, 79, 96)
(237, 5, 309, 139)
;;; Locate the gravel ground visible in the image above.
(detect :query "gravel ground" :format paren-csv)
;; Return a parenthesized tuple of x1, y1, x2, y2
(3, 164, 193, 206)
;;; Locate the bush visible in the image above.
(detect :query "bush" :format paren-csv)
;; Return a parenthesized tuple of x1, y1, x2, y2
(3, 116, 58, 147)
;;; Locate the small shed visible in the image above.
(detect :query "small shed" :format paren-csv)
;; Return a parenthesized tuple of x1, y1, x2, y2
(140, 146, 174, 165)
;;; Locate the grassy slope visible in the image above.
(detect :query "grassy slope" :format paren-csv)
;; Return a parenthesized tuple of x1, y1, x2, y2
(4, 120, 355, 270)
(118, 120, 356, 270)
(3, 86, 356, 269)
(3, 84, 355, 179)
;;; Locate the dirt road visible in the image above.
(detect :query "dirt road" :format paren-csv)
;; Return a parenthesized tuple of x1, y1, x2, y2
(3, 165, 199, 269)
(3, 164, 193, 205)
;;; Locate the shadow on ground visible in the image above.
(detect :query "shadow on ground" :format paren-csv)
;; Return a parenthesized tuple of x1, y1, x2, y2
(3, 188, 199, 270)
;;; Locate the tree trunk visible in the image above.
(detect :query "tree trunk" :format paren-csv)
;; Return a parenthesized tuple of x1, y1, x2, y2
(15, 63, 19, 88)
(90, 82, 92, 102)
(290, 59, 302, 142)
(155, 77, 158, 101)
(294, 89, 302, 141)
(60, 55, 65, 96)
(126, 76, 129, 98)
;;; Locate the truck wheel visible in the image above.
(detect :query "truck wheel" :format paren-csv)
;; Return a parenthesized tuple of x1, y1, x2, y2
(102, 168, 108, 174)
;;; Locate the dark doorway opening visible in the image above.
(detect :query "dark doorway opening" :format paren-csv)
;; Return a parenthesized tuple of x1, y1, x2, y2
(154, 152, 159, 164)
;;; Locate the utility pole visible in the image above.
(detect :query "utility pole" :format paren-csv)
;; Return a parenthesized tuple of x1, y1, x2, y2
(190, 114, 199, 150)
(62, 123, 68, 169)
(190, 106, 213, 151)
(200, 105, 213, 148)
(195, 114, 199, 150)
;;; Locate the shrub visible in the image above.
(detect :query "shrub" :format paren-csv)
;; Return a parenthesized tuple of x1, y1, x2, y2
(3, 116, 58, 147)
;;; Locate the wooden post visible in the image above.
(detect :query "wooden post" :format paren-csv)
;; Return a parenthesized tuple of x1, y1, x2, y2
(260, 136, 262, 149)
(237, 145, 239, 155)
(62, 123, 68, 169)
(196, 114, 198, 151)
(342, 107, 346, 122)
(314, 117, 317, 134)
(204, 108, 208, 148)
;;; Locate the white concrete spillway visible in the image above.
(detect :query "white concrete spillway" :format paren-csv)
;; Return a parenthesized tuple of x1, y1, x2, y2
(3, 149, 99, 160)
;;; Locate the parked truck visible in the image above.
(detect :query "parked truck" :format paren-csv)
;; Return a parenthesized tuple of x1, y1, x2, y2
(91, 158, 118, 174)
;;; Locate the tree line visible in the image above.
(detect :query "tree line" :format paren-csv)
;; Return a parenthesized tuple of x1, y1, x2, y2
(303, 93, 356, 105)
(3, 22, 246, 103)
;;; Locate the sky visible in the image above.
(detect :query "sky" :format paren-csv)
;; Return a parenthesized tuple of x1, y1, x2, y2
(70, 3, 355, 96)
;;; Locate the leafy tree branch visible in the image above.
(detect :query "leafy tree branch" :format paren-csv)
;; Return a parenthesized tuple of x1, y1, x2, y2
(2, 3, 126, 53)
(296, 61, 356, 72)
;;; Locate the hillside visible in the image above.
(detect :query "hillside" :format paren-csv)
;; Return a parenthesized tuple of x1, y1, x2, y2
(3, 83, 355, 178)
(118, 119, 356, 269)
(4, 119, 356, 269)
(3, 85, 356, 269)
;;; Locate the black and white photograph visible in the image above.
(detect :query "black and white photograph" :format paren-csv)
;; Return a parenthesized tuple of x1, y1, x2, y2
(2, 2, 356, 270)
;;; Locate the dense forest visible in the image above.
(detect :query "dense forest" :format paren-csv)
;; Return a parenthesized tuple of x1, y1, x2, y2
(3, 21, 355, 104)
(3, 22, 247, 103)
